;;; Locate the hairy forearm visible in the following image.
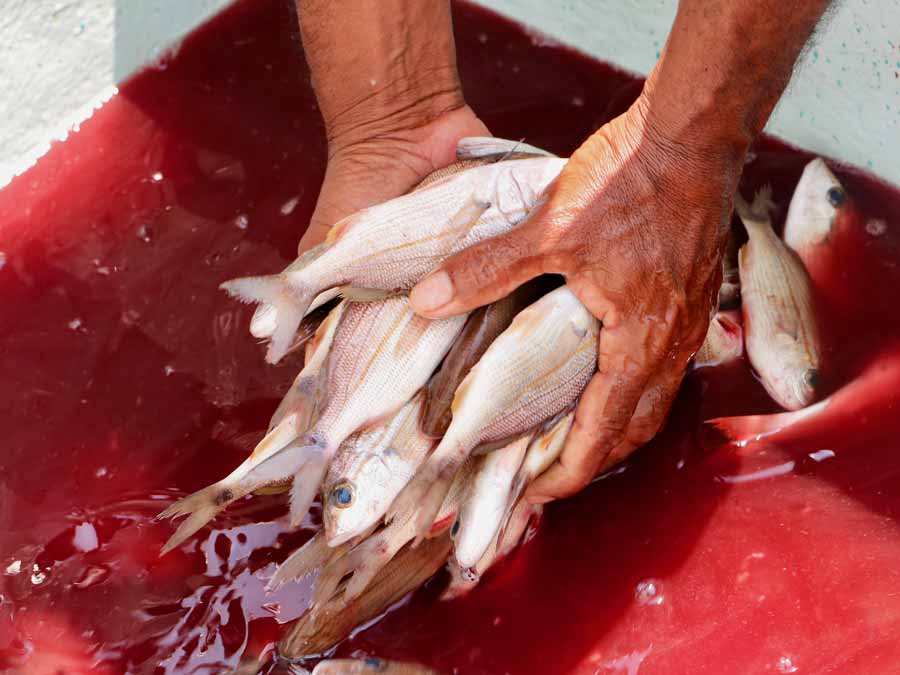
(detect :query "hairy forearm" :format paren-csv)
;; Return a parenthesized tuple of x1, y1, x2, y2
(296, 0, 463, 144)
(643, 0, 832, 164)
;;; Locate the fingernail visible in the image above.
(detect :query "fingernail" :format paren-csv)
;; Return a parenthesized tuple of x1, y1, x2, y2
(410, 271, 454, 313)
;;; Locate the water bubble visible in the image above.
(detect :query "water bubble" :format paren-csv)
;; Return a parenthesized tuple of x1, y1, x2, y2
(808, 449, 835, 462)
(634, 579, 664, 606)
(95, 466, 108, 478)
(866, 218, 887, 236)
(5, 560, 21, 576)
(777, 656, 798, 673)
(137, 224, 154, 242)
(233, 213, 249, 230)
(68, 318, 83, 331)
(164, 365, 175, 376)
(281, 196, 300, 215)
(30, 564, 46, 585)
(150, 171, 164, 182)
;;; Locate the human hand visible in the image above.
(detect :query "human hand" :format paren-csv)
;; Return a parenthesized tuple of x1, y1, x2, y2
(298, 105, 489, 253)
(408, 94, 742, 502)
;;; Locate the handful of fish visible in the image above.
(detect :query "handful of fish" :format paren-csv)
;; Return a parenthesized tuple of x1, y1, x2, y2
(159, 139, 600, 663)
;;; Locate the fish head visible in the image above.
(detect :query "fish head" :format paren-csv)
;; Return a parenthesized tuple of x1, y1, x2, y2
(695, 311, 744, 368)
(785, 158, 848, 249)
(762, 339, 820, 411)
(323, 448, 415, 546)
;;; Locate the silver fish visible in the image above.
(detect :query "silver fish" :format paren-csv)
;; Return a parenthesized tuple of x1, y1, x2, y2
(322, 391, 435, 547)
(156, 302, 346, 555)
(692, 310, 744, 369)
(221, 156, 566, 363)
(736, 186, 823, 410)
(783, 158, 848, 261)
(388, 286, 598, 542)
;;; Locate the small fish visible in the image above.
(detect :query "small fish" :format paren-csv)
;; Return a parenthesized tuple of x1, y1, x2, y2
(312, 658, 444, 675)
(783, 158, 850, 271)
(736, 186, 823, 410)
(443, 499, 542, 600)
(279, 534, 453, 658)
(420, 281, 549, 437)
(708, 348, 900, 447)
(221, 156, 566, 363)
(452, 433, 533, 570)
(692, 310, 744, 369)
(388, 286, 598, 543)
(322, 392, 435, 547)
(319, 459, 478, 604)
(250, 282, 340, 340)
(280, 297, 466, 526)
(156, 303, 346, 555)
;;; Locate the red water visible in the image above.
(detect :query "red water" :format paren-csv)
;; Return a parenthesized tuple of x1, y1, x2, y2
(2, 1, 900, 673)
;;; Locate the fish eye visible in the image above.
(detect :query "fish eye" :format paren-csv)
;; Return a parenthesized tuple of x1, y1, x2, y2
(330, 482, 355, 508)
(826, 186, 845, 207)
(450, 518, 460, 538)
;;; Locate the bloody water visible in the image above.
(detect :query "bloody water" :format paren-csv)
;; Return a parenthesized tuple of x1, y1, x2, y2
(2, 1, 900, 673)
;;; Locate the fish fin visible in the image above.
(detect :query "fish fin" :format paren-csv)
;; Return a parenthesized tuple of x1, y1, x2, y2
(311, 554, 349, 609)
(734, 185, 777, 234)
(412, 474, 456, 546)
(443, 196, 493, 253)
(220, 275, 315, 364)
(267, 531, 333, 591)
(249, 416, 298, 462)
(496, 477, 527, 545)
(337, 286, 396, 303)
(342, 521, 412, 600)
(456, 136, 555, 160)
(157, 483, 232, 556)
(289, 450, 328, 527)
(249, 302, 278, 339)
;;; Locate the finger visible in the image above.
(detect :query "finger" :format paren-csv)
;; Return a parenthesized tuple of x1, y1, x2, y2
(593, 363, 685, 476)
(409, 217, 547, 318)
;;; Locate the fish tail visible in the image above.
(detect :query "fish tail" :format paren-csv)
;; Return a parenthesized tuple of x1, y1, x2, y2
(289, 447, 328, 527)
(343, 524, 409, 601)
(220, 274, 315, 364)
(310, 553, 349, 609)
(267, 531, 334, 591)
(157, 482, 236, 555)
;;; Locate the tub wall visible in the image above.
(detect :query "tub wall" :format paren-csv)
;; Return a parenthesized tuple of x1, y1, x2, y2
(2, 0, 898, 187)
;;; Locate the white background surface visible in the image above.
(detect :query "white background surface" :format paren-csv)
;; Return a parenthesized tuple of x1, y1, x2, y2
(1, 0, 898, 187)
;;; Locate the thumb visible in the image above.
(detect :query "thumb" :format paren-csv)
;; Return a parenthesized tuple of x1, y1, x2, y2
(409, 222, 545, 318)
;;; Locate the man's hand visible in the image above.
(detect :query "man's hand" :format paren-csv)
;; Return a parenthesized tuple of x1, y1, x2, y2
(409, 98, 733, 502)
(407, 0, 832, 501)
(295, 0, 487, 253)
(298, 105, 489, 252)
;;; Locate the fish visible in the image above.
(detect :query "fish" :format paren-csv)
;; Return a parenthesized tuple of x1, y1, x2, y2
(221, 156, 567, 363)
(388, 286, 598, 543)
(266, 530, 343, 591)
(312, 658, 444, 675)
(692, 310, 744, 369)
(420, 281, 549, 437)
(322, 392, 435, 547)
(279, 533, 453, 658)
(718, 229, 742, 310)
(443, 499, 542, 601)
(782, 158, 850, 270)
(708, 348, 900, 447)
(452, 433, 533, 570)
(318, 459, 478, 604)
(279, 297, 467, 527)
(156, 302, 347, 555)
(735, 186, 823, 411)
(247, 137, 554, 349)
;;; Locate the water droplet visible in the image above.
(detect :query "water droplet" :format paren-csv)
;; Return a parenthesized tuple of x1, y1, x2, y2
(634, 579, 664, 606)
(30, 566, 46, 585)
(68, 318, 83, 331)
(95, 466, 108, 478)
(73, 522, 99, 552)
(281, 196, 300, 215)
(5, 560, 21, 575)
(164, 365, 175, 376)
(151, 171, 164, 182)
(137, 224, 154, 242)
(492, 616, 502, 626)
(866, 218, 887, 236)
(777, 656, 798, 673)
(808, 449, 835, 462)
(0, 252, 6, 270)
(234, 213, 249, 230)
